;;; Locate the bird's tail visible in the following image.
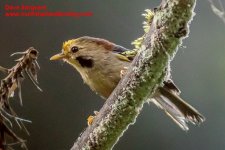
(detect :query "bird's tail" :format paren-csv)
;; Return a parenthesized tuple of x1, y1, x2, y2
(152, 82, 205, 131)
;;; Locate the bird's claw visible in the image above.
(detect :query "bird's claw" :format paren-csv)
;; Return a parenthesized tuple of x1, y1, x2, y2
(87, 111, 99, 126)
(120, 67, 128, 78)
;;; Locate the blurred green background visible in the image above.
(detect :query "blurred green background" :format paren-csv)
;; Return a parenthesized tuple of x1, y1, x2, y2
(0, 0, 225, 150)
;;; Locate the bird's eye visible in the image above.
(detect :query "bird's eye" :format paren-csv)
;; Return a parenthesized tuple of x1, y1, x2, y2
(71, 46, 79, 53)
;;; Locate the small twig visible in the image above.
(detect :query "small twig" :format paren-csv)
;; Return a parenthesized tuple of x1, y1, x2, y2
(0, 67, 8, 74)
(0, 47, 41, 149)
(208, 0, 225, 24)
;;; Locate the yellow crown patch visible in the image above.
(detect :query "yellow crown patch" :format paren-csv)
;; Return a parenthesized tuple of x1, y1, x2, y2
(62, 39, 75, 52)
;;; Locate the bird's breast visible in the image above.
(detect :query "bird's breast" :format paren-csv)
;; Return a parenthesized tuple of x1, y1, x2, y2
(70, 53, 130, 99)
(80, 60, 130, 99)
(81, 67, 121, 99)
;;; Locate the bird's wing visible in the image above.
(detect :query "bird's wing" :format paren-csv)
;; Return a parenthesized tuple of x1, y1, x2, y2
(112, 45, 137, 62)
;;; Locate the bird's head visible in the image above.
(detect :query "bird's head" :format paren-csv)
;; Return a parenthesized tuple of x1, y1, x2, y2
(50, 36, 116, 69)
(50, 36, 131, 98)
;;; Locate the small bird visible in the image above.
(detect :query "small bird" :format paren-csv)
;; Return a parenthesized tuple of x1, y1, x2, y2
(50, 36, 205, 131)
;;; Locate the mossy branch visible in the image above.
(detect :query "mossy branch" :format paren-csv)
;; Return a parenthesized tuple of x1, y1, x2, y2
(71, 0, 196, 149)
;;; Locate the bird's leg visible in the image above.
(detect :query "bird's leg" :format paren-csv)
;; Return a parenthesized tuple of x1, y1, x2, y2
(87, 111, 99, 126)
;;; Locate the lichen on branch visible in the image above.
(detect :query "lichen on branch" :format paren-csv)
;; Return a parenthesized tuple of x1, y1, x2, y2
(71, 0, 196, 149)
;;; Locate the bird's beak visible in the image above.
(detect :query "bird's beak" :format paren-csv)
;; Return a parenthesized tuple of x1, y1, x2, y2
(50, 52, 66, 61)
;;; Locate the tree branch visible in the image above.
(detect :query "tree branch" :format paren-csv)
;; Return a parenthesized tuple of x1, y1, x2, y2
(71, 0, 196, 149)
(0, 47, 41, 149)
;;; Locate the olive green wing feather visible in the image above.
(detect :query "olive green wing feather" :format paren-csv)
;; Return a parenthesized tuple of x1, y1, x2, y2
(112, 45, 137, 62)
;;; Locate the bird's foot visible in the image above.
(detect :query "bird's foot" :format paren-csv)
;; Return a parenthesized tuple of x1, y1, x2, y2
(120, 67, 128, 78)
(87, 111, 99, 126)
